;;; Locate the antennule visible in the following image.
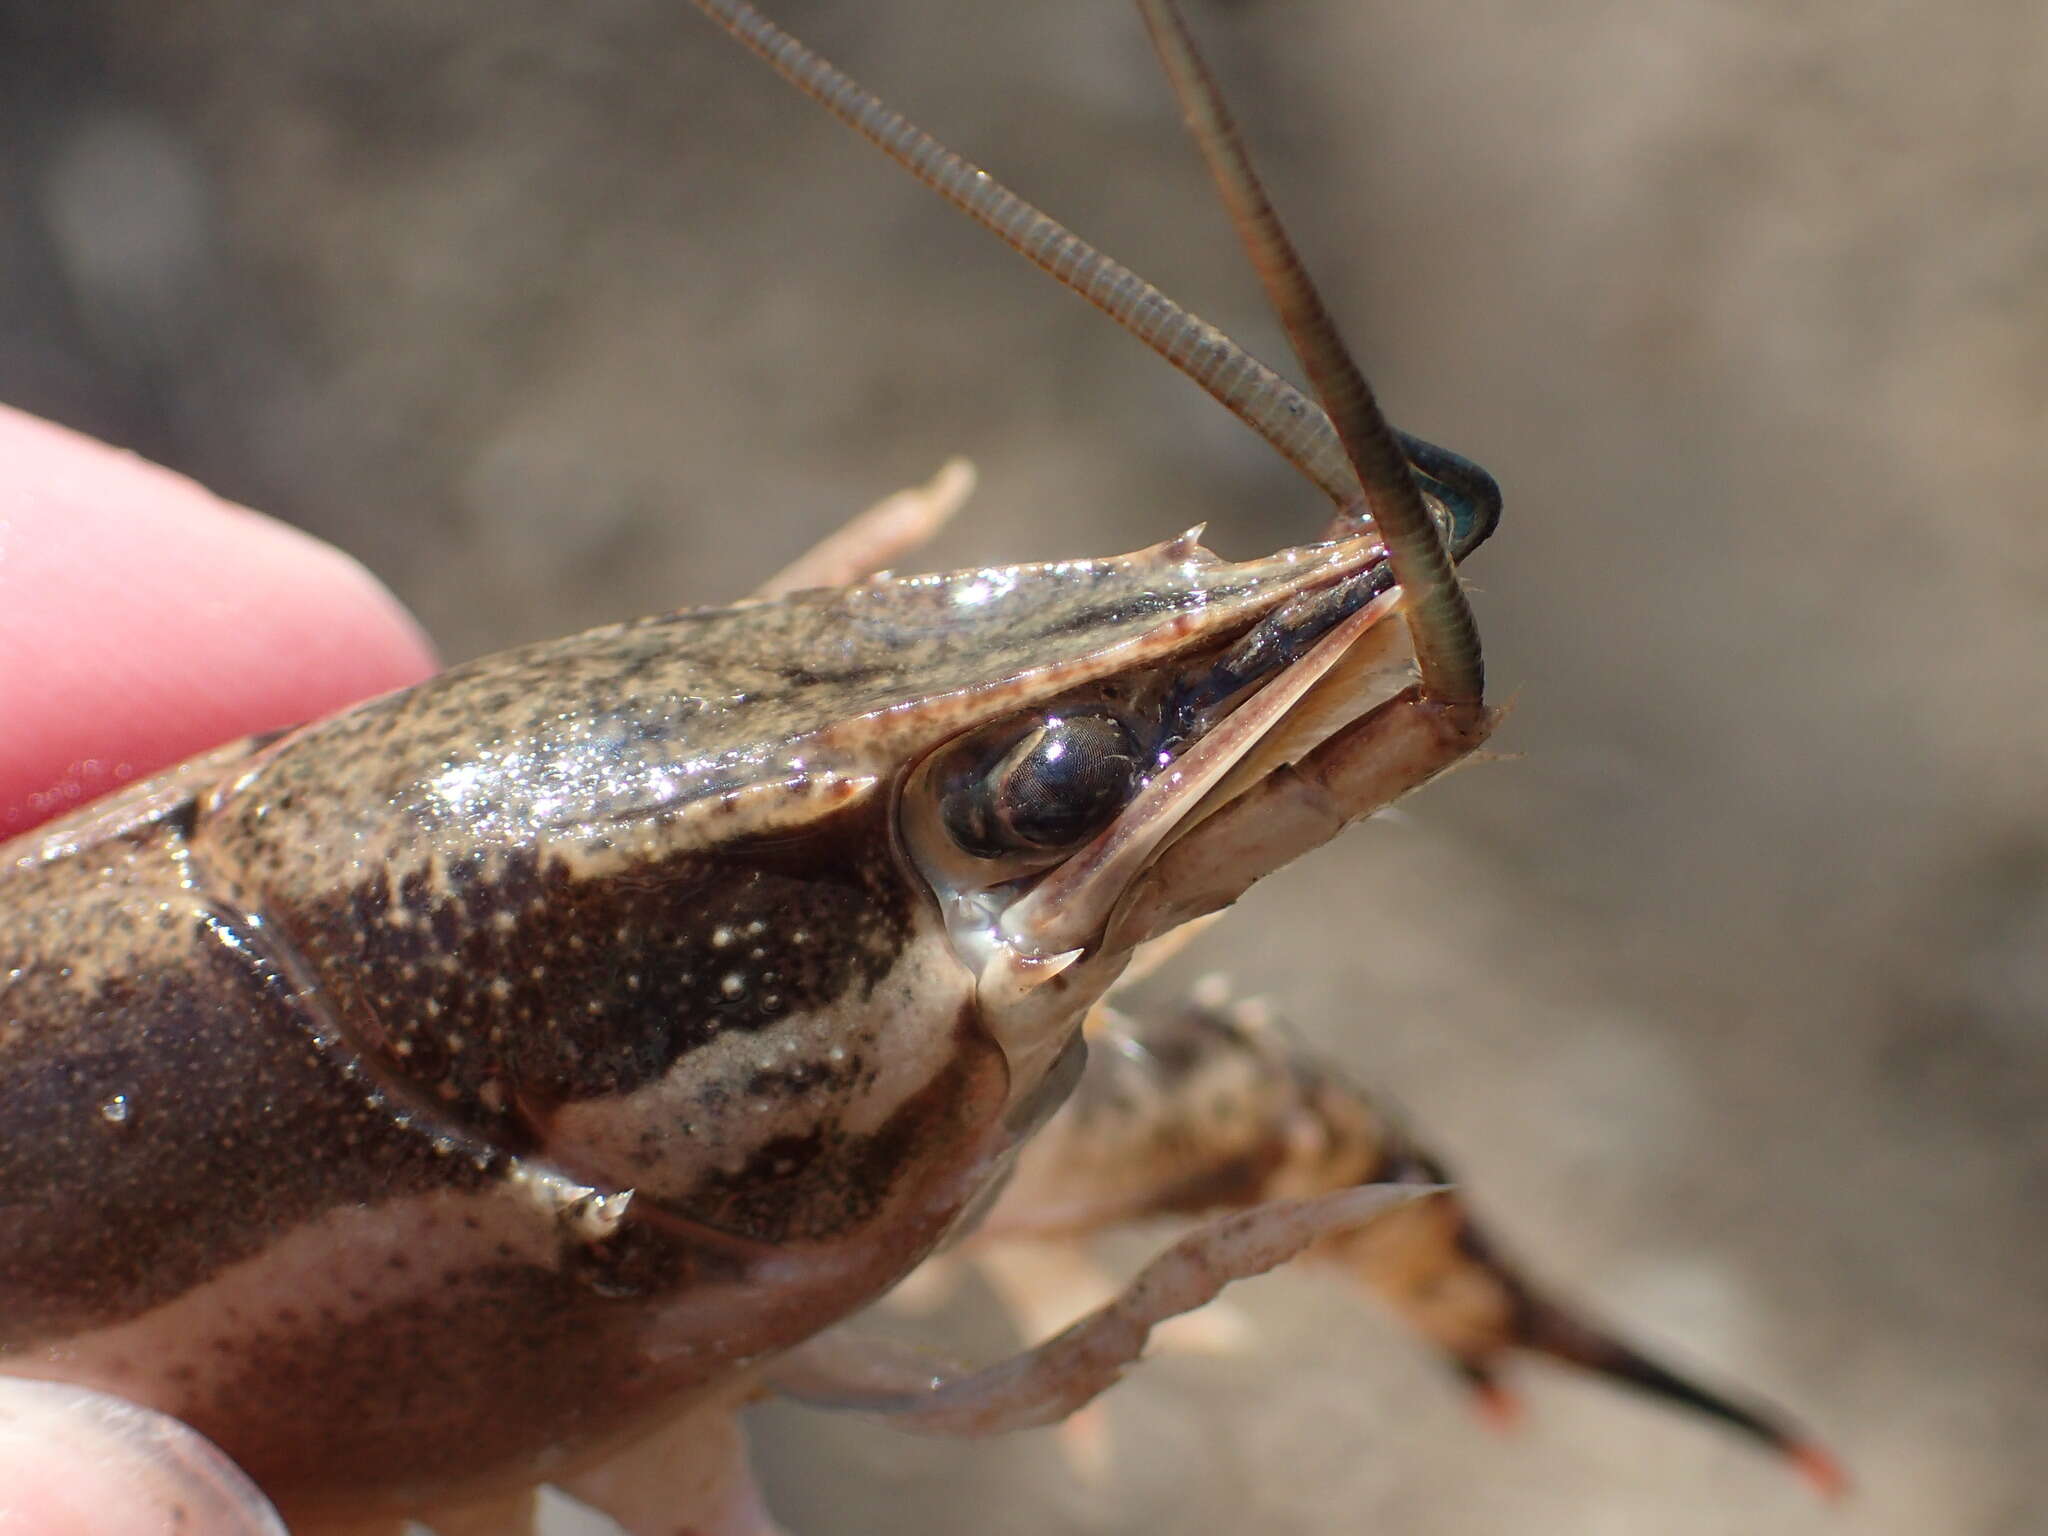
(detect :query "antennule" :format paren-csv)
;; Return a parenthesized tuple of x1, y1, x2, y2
(1135, 0, 1485, 705)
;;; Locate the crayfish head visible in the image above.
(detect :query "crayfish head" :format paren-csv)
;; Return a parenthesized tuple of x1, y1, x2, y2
(896, 521, 1465, 1111)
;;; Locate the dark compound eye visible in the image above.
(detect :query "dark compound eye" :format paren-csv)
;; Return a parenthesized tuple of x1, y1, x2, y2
(941, 713, 1141, 860)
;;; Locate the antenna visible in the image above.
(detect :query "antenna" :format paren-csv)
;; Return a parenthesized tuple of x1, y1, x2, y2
(1135, 0, 1481, 698)
(686, 0, 1496, 700)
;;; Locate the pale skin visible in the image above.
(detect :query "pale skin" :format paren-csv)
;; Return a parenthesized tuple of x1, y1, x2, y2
(0, 404, 435, 1534)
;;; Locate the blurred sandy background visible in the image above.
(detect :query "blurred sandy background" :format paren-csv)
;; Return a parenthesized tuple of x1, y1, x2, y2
(2, 2, 2042, 1532)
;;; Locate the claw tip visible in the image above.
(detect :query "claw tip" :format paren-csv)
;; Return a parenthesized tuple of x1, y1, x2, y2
(1785, 1440, 1850, 1502)
(1468, 1377, 1525, 1434)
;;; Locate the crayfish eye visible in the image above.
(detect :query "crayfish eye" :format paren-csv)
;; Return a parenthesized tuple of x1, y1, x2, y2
(940, 712, 1141, 860)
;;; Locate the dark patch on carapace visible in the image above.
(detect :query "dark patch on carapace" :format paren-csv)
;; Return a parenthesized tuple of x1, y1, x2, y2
(266, 792, 915, 1142)
(681, 1002, 1005, 1246)
(0, 829, 492, 1338)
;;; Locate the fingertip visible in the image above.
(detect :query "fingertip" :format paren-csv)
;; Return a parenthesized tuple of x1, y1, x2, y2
(0, 406, 440, 837)
(0, 1379, 286, 1536)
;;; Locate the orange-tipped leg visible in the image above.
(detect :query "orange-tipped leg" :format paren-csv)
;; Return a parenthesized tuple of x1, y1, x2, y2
(1488, 1261, 1844, 1499)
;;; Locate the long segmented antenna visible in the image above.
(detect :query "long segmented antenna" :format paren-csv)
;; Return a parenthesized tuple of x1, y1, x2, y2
(686, 0, 1494, 697)
(1135, 0, 1483, 703)
(682, 0, 1363, 507)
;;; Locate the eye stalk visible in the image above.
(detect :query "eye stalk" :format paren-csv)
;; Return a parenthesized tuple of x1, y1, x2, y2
(940, 713, 1142, 861)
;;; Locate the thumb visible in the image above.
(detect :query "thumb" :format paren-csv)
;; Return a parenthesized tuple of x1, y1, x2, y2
(0, 1379, 285, 1536)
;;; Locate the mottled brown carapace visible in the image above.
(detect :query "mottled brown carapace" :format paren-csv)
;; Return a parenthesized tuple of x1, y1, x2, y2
(0, 519, 1471, 1518)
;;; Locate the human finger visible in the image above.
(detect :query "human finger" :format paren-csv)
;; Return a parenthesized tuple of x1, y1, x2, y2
(0, 1379, 286, 1536)
(0, 405, 437, 838)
